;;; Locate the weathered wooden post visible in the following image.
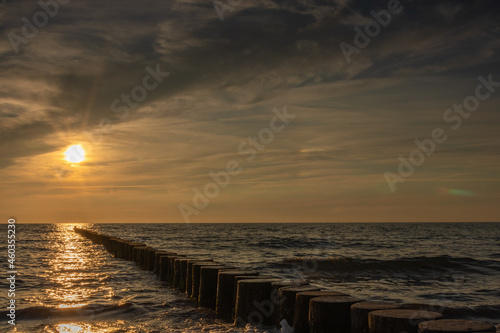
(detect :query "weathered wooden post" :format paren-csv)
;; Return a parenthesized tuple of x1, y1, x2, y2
(309, 296, 361, 333)
(154, 251, 175, 275)
(368, 309, 444, 333)
(146, 248, 158, 271)
(293, 290, 349, 333)
(198, 265, 230, 309)
(186, 259, 213, 297)
(278, 285, 320, 327)
(418, 319, 496, 333)
(216, 270, 259, 321)
(234, 279, 281, 327)
(350, 302, 402, 333)
(192, 262, 220, 300)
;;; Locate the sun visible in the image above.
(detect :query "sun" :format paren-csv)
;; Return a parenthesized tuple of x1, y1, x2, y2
(64, 145, 85, 163)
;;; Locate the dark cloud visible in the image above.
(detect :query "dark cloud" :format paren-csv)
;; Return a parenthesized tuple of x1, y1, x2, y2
(1, 0, 498, 143)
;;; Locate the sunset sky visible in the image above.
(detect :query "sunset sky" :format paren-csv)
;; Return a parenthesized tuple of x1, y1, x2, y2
(1, 0, 499, 223)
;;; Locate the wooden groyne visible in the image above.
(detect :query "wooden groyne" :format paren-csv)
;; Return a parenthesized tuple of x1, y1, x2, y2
(74, 228, 497, 333)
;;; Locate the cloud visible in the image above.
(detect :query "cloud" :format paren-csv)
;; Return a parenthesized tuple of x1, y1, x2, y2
(0, 0, 499, 222)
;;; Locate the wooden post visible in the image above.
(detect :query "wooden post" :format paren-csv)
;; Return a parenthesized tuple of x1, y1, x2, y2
(146, 248, 158, 271)
(178, 258, 196, 292)
(192, 262, 220, 300)
(173, 258, 190, 289)
(293, 291, 349, 333)
(368, 309, 444, 333)
(133, 246, 147, 266)
(216, 270, 259, 321)
(350, 302, 402, 333)
(309, 296, 361, 333)
(234, 279, 281, 327)
(271, 281, 309, 326)
(127, 242, 146, 261)
(278, 285, 321, 327)
(154, 251, 175, 275)
(186, 259, 213, 297)
(232, 275, 278, 302)
(418, 319, 496, 333)
(198, 265, 230, 309)
(167, 255, 185, 284)
(159, 255, 173, 282)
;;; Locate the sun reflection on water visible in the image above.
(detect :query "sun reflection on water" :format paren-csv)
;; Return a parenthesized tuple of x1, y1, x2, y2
(14, 224, 169, 332)
(57, 303, 88, 309)
(55, 322, 121, 333)
(42, 224, 95, 309)
(56, 323, 86, 333)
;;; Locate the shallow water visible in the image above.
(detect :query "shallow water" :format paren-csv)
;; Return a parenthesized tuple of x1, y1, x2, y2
(1, 223, 499, 332)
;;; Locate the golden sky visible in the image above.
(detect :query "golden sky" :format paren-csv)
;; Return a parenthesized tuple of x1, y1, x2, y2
(1, 0, 499, 222)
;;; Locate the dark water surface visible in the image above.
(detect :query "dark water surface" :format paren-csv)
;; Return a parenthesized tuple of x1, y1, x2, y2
(1, 223, 499, 332)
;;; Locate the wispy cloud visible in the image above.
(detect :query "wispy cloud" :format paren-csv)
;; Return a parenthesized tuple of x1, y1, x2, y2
(1, 0, 499, 222)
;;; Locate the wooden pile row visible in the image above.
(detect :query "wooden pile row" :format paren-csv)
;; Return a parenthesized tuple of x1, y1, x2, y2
(74, 227, 496, 333)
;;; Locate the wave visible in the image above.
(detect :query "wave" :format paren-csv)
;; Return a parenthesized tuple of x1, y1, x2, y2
(281, 255, 500, 276)
(0, 302, 141, 321)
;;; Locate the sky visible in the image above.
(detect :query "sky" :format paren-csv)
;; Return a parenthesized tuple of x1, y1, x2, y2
(1, 0, 499, 223)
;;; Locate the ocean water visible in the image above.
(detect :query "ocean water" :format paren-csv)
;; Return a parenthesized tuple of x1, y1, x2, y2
(1, 223, 499, 332)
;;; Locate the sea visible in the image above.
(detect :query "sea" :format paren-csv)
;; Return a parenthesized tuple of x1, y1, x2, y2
(1, 223, 499, 333)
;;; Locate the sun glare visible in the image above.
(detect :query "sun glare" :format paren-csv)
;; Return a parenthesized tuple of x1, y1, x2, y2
(64, 145, 85, 163)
